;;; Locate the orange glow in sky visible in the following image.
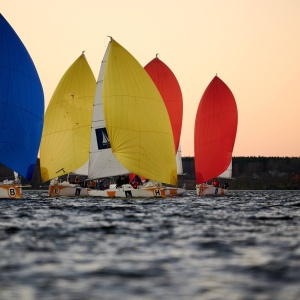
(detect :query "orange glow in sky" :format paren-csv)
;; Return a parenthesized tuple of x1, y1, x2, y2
(2, 0, 300, 157)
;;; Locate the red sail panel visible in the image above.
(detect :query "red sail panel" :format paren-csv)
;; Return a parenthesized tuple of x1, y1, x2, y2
(194, 76, 238, 183)
(144, 57, 183, 152)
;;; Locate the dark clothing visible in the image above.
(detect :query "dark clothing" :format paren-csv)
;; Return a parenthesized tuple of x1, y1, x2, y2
(98, 179, 104, 190)
(135, 175, 142, 185)
(124, 175, 130, 184)
(116, 176, 123, 188)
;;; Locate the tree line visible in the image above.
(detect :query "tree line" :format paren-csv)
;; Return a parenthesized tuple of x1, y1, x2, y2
(181, 156, 300, 190)
(0, 156, 299, 190)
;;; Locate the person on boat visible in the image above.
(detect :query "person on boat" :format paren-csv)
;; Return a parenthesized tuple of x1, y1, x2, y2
(130, 174, 142, 188)
(213, 179, 219, 187)
(224, 181, 229, 189)
(213, 179, 220, 195)
(75, 176, 80, 185)
(135, 175, 142, 185)
(124, 175, 130, 184)
(89, 180, 96, 189)
(98, 179, 104, 190)
(116, 176, 123, 188)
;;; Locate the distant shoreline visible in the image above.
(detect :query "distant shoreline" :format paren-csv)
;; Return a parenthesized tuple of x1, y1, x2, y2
(1, 156, 300, 190)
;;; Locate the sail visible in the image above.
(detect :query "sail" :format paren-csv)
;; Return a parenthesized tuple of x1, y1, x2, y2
(218, 160, 232, 179)
(89, 38, 177, 185)
(176, 144, 183, 175)
(0, 14, 44, 181)
(194, 75, 238, 184)
(88, 41, 130, 180)
(144, 57, 183, 152)
(40, 53, 96, 182)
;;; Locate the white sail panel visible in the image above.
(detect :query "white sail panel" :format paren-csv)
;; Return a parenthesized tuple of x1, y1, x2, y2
(88, 41, 130, 180)
(218, 161, 232, 179)
(176, 144, 183, 175)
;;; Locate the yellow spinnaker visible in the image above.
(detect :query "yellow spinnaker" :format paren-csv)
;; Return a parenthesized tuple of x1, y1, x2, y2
(103, 40, 177, 185)
(40, 53, 96, 182)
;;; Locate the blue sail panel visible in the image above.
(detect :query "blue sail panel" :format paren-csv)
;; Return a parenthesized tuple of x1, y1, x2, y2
(0, 14, 44, 181)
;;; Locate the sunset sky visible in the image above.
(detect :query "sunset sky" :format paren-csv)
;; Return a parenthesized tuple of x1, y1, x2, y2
(2, 0, 300, 157)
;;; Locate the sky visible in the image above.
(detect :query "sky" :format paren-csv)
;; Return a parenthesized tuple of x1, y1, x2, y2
(2, 0, 300, 158)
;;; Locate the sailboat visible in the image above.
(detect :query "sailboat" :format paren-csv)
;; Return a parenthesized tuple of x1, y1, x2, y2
(144, 55, 186, 192)
(0, 14, 44, 199)
(194, 75, 238, 196)
(88, 37, 182, 198)
(39, 52, 96, 197)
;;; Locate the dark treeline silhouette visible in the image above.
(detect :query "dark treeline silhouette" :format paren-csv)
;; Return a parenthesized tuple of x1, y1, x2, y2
(0, 156, 299, 190)
(181, 156, 300, 190)
(182, 156, 300, 178)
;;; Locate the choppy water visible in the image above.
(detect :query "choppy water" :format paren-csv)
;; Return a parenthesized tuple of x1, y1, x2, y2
(1, 190, 300, 300)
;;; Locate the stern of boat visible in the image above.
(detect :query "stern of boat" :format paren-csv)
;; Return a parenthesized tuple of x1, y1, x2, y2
(196, 183, 227, 196)
(48, 183, 89, 197)
(0, 184, 22, 199)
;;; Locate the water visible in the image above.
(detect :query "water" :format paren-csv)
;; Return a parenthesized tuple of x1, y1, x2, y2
(1, 190, 300, 300)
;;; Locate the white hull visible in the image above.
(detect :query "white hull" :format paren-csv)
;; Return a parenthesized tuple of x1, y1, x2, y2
(0, 183, 22, 199)
(48, 181, 89, 197)
(89, 184, 186, 198)
(196, 183, 227, 196)
(48, 181, 185, 198)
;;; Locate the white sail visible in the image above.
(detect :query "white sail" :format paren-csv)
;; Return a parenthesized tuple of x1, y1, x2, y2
(176, 144, 183, 175)
(88, 41, 130, 180)
(218, 161, 232, 179)
(72, 161, 89, 176)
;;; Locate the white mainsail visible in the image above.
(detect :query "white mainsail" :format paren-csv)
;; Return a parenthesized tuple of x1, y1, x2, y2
(176, 144, 183, 175)
(218, 161, 232, 179)
(88, 41, 130, 180)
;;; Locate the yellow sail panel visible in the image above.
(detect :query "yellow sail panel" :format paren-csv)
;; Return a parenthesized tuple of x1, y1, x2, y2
(40, 54, 96, 182)
(103, 40, 177, 185)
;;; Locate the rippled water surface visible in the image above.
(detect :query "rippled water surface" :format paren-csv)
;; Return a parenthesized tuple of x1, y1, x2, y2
(1, 190, 300, 300)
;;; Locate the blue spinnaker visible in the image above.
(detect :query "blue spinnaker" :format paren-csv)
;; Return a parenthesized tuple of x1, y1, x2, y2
(0, 14, 44, 181)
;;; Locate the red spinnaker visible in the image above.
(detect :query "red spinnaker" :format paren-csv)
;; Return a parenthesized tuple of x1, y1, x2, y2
(144, 57, 183, 152)
(194, 76, 238, 183)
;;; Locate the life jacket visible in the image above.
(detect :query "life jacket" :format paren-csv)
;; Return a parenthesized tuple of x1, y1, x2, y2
(131, 179, 138, 189)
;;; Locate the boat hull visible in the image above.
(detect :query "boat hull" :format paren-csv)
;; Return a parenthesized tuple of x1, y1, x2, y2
(88, 184, 185, 198)
(0, 184, 22, 199)
(165, 187, 186, 197)
(49, 183, 89, 197)
(48, 182, 185, 198)
(196, 184, 227, 196)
